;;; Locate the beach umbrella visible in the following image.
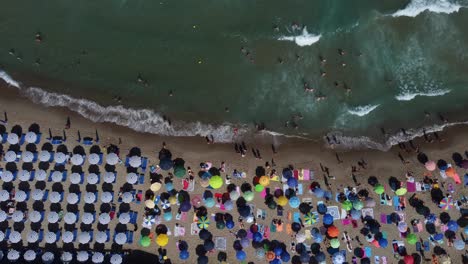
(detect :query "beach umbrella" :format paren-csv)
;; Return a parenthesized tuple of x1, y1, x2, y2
(122, 192, 133, 203)
(138, 236, 151, 247)
(7, 133, 18, 144)
(259, 175, 270, 186)
(288, 177, 298, 188)
(216, 220, 225, 229)
(115, 232, 127, 245)
(77, 251, 89, 262)
(197, 216, 210, 229)
(332, 252, 345, 264)
(373, 184, 384, 194)
(29, 210, 42, 223)
(67, 193, 79, 204)
(341, 200, 352, 211)
(454, 239, 465, 250)
(323, 214, 333, 225)
(223, 200, 234, 211)
(292, 222, 302, 233)
(61, 252, 73, 262)
(350, 209, 361, 220)
(19, 170, 31, 181)
(179, 250, 189, 260)
(0, 211, 6, 222)
(71, 154, 84, 165)
(209, 175, 223, 189)
(433, 233, 444, 241)
(55, 152, 67, 163)
(4, 150, 16, 162)
(47, 211, 59, 223)
(203, 197, 215, 208)
(45, 231, 57, 243)
(1, 170, 13, 182)
(255, 184, 264, 192)
(354, 248, 364, 258)
(126, 173, 138, 184)
(97, 213, 110, 225)
(304, 212, 317, 225)
(7, 250, 20, 261)
(119, 212, 131, 224)
(106, 153, 119, 165)
(395, 188, 407, 196)
(150, 182, 162, 192)
(64, 212, 77, 224)
(24, 249, 37, 262)
(51, 171, 62, 182)
(0, 190, 9, 202)
(62, 231, 74, 243)
(229, 190, 240, 200)
(87, 173, 99, 184)
(225, 219, 235, 229)
(31, 189, 43, 201)
(353, 200, 363, 210)
(12, 211, 24, 222)
(42, 252, 55, 263)
(27, 230, 39, 243)
(204, 239, 215, 251)
(439, 197, 453, 210)
(180, 201, 191, 212)
(289, 196, 300, 208)
(197, 256, 208, 264)
(425, 161, 436, 171)
(100, 192, 113, 203)
(25, 131, 37, 143)
(9, 231, 21, 243)
(406, 233, 417, 245)
(95, 231, 107, 244)
(69, 172, 81, 184)
(330, 238, 340, 248)
(236, 251, 246, 261)
(110, 254, 122, 264)
(103, 172, 115, 183)
(159, 158, 172, 170)
(160, 211, 171, 221)
(49, 191, 61, 203)
(88, 153, 100, 165)
(327, 226, 340, 237)
(92, 252, 104, 264)
(379, 238, 388, 248)
(243, 191, 254, 202)
(39, 151, 51, 162)
(277, 196, 288, 206)
(447, 220, 459, 231)
(22, 151, 34, 163)
(15, 190, 27, 202)
(266, 251, 276, 261)
(314, 188, 325, 198)
(85, 192, 96, 203)
(156, 234, 169, 247)
(129, 156, 142, 168)
(82, 212, 94, 224)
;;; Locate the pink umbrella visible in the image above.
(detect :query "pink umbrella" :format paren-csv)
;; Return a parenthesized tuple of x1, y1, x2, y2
(425, 161, 436, 171)
(191, 195, 202, 207)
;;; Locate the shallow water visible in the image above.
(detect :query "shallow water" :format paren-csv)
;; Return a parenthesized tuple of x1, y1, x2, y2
(1, 0, 468, 147)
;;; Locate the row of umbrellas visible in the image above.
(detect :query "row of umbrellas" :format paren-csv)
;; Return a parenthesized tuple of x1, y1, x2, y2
(1, 249, 123, 264)
(3, 150, 119, 165)
(3, 131, 40, 145)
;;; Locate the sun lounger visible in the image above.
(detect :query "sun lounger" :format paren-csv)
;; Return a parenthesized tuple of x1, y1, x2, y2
(1, 133, 7, 143)
(56, 230, 61, 241)
(19, 134, 25, 145)
(5, 228, 11, 240)
(297, 184, 303, 195)
(286, 224, 292, 234)
(38, 229, 44, 242)
(73, 229, 78, 242)
(141, 157, 148, 172)
(106, 229, 110, 242)
(125, 157, 130, 167)
(138, 174, 145, 185)
(42, 190, 49, 202)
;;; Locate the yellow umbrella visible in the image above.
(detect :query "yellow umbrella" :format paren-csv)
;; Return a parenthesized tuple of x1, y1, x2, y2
(150, 182, 162, 192)
(209, 176, 223, 189)
(259, 176, 270, 186)
(395, 188, 407, 196)
(169, 196, 177, 205)
(156, 234, 169, 247)
(145, 200, 155, 209)
(277, 196, 288, 206)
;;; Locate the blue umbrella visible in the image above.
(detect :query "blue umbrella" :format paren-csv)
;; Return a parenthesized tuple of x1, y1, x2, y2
(163, 212, 172, 221)
(300, 252, 309, 263)
(454, 239, 465, 250)
(379, 238, 388, 248)
(281, 251, 290, 262)
(253, 232, 263, 242)
(287, 177, 298, 188)
(314, 233, 323, 243)
(447, 220, 459, 232)
(323, 214, 333, 225)
(204, 197, 215, 208)
(224, 200, 234, 211)
(202, 171, 212, 179)
(332, 252, 345, 264)
(270, 259, 281, 264)
(236, 250, 246, 261)
(240, 237, 250, 248)
(197, 256, 208, 264)
(179, 201, 191, 212)
(289, 196, 300, 208)
(226, 220, 235, 229)
(315, 252, 326, 262)
(204, 240, 215, 251)
(165, 182, 173, 191)
(317, 203, 327, 214)
(179, 250, 189, 260)
(314, 188, 325, 198)
(274, 247, 283, 256)
(282, 168, 292, 179)
(434, 233, 444, 241)
(159, 158, 173, 171)
(350, 209, 361, 220)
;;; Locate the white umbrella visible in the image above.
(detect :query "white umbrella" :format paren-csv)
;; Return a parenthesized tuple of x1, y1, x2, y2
(7, 133, 18, 145)
(2, 170, 13, 182)
(7, 250, 20, 261)
(88, 153, 100, 165)
(24, 250, 36, 262)
(31, 189, 43, 201)
(0, 210, 6, 222)
(82, 213, 94, 225)
(61, 252, 73, 262)
(39, 151, 50, 162)
(103, 172, 115, 183)
(9, 231, 21, 243)
(22, 151, 34, 163)
(55, 152, 67, 163)
(51, 171, 63, 182)
(71, 154, 84, 165)
(49, 191, 61, 203)
(27, 231, 39, 243)
(67, 193, 79, 205)
(78, 232, 91, 244)
(115, 232, 127, 245)
(14, 190, 27, 202)
(119, 213, 130, 224)
(77, 251, 89, 262)
(64, 212, 77, 224)
(29, 210, 42, 223)
(4, 150, 16, 162)
(84, 192, 96, 204)
(110, 254, 122, 264)
(0, 190, 9, 202)
(42, 252, 54, 263)
(25, 132, 37, 143)
(129, 156, 142, 168)
(101, 192, 113, 203)
(95, 231, 107, 243)
(98, 213, 111, 225)
(106, 153, 119, 165)
(12, 211, 24, 222)
(36, 169, 47, 181)
(45, 231, 57, 243)
(126, 173, 138, 184)
(62, 231, 74, 243)
(18, 170, 31, 181)
(122, 192, 133, 203)
(48, 211, 59, 223)
(0, 231, 4, 242)
(92, 252, 104, 264)
(70, 172, 81, 184)
(87, 173, 99, 184)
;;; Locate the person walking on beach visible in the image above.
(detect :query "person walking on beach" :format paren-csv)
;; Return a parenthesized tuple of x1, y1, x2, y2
(256, 149, 261, 159)
(65, 116, 71, 129)
(0, 112, 7, 124)
(398, 152, 409, 164)
(252, 148, 258, 159)
(335, 153, 343, 164)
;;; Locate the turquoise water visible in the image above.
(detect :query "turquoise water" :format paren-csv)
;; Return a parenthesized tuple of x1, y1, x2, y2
(1, 0, 468, 147)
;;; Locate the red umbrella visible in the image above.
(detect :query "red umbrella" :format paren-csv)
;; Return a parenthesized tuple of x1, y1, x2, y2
(327, 226, 339, 238)
(404, 255, 414, 264)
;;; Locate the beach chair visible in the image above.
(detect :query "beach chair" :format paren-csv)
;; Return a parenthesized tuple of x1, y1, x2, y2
(35, 133, 42, 144)
(127, 231, 134, 244)
(424, 241, 430, 251)
(79, 173, 84, 184)
(60, 192, 64, 202)
(42, 190, 49, 202)
(136, 190, 142, 204)
(19, 134, 25, 145)
(141, 157, 148, 172)
(138, 174, 145, 185)
(62, 171, 67, 182)
(40, 211, 45, 222)
(1, 133, 7, 143)
(293, 212, 301, 223)
(130, 211, 138, 224)
(5, 228, 11, 240)
(89, 230, 94, 242)
(32, 152, 38, 163)
(29, 171, 36, 181)
(73, 229, 78, 242)
(364, 247, 372, 257)
(49, 152, 55, 162)
(47, 171, 54, 182)
(25, 191, 30, 201)
(38, 229, 44, 242)
(106, 229, 110, 242)
(56, 230, 61, 241)
(125, 157, 130, 167)
(77, 192, 81, 203)
(98, 153, 103, 165)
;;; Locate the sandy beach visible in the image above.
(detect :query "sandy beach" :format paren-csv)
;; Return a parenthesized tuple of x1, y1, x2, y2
(0, 80, 467, 264)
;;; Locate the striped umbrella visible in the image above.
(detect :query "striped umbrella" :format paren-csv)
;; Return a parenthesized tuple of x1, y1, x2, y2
(439, 197, 453, 210)
(197, 216, 210, 229)
(304, 213, 317, 225)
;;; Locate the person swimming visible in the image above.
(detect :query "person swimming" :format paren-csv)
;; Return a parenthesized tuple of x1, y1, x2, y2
(35, 32, 42, 43)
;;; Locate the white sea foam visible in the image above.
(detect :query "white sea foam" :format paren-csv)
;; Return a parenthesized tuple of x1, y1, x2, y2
(347, 104, 380, 117)
(278, 27, 321, 47)
(392, 0, 463, 17)
(0, 70, 21, 88)
(395, 89, 451, 101)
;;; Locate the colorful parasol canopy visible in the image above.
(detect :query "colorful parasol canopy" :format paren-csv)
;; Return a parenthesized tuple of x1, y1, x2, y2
(304, 213, 317, 225)
(197, 216, 210, 229)
(209, 176, 223, 189)
(156, 234, 169, 247)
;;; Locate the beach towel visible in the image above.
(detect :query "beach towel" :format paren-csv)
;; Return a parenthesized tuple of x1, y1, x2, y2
(298, 170, 304, 180)
(361, 208, 374, 218)
(396, 211, 405, 222)
(364, 247, 372, 257)
(190, 223, 200, 235)
(270, 221, 277, 232)
(341, 219, 351, 225)
(263, 226, 270, 239)
(380, 214, 387, 224)
(270, 174, 280, 181)
(277, 223, 284, 232)
(297, 184, 303, 195)
(302, 169, 310, 181)
(407, 181, 416, 192)
(380, 194, 387, 205)
(340, 209, 347, 219)
(293, 212, 301, 223)
(416, 182, 423, 192)
(286, 224, 293, 235)
(393, 196, 400, 211)
(293, 169, 299, 179)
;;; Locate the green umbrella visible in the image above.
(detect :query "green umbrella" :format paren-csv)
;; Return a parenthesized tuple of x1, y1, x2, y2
(330, 238, 340, 248)
(255, 184, 264, 192)
(197, 216, 210, 229)
(395, 188, 407, 196)
(341, 200, 352, 211)
(209, 176, 223, 189)
(406, 233, 417, 245)
(174, 167, 186, 178)
(374, 184, 384, 194)
(140, 236, 151, 247)
(243, 191, 255, 202)
(304, 213, 317, 225)
(216, 221, 225, 229)
(352, 200, 363, 210)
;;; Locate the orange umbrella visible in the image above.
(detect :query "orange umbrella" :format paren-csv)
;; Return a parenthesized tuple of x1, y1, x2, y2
(327, 226, 339, 238)
(371, 239, 380, 248)
(259, 176, 270, 186)
(266, 251, 275, 261)
(445, 167, 455, 178)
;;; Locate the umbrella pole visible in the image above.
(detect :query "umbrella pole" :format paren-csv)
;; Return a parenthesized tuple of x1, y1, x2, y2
(63, 130, 67, 141)
(48, 128, 52, 140)
(77, 130, 81, 142)
(96, 129, 99, 143)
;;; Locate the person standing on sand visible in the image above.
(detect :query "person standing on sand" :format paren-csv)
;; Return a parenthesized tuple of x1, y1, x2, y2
(0, 112, 7, 124)
(65, 117, 71, 129)
(335, 153, 343, 164)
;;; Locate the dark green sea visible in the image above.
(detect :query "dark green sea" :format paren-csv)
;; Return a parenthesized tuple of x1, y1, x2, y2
(1, 0, 468, 149)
